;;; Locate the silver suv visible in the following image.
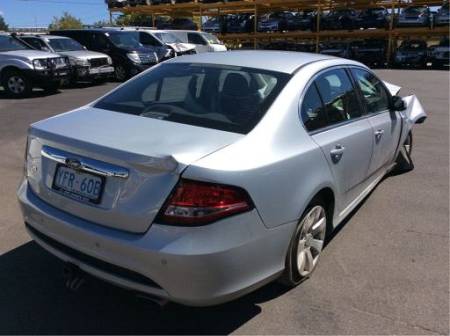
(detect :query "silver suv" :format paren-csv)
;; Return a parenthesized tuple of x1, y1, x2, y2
(0, 33, 70, 98)
(19, 35, 114, 83)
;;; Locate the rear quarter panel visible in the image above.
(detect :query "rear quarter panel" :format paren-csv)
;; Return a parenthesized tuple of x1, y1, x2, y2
(183, 60, 351, 228)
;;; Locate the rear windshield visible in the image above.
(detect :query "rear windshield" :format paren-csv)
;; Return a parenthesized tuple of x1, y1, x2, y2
(94, 63, 290, 134)
(404, 6, 427, 14)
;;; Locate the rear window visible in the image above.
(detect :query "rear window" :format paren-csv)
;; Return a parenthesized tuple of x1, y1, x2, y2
(94, 63, 290, 134)
(404, 6, 427, 14)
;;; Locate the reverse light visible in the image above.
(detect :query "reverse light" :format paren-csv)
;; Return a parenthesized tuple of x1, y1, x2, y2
(158, 179, 254, 225)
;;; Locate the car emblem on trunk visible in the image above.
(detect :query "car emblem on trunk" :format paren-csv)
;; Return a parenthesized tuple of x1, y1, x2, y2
(65, 158, 82, 170)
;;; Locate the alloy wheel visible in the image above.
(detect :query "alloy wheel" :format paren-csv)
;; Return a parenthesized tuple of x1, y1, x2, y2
(7, 76, 26, 94)
(115, 65, 127, 81)
(296, 205, 326, 277)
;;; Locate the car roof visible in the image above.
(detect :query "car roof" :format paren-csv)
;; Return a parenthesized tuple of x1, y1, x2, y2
(165, 30, 199, 33)
(24, 35, 70, 40)
(167, 50, 334, 74)
(51, 29, 133, 33)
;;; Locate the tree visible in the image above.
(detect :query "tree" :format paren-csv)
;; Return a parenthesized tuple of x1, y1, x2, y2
(115, 13, 153, 27)
(91, 19, 112, 28)
(48, 12, 83, 30)
(0, 16, 9, 31)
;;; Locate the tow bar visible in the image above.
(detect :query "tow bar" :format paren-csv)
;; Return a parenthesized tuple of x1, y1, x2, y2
(63, 263, 86, 291)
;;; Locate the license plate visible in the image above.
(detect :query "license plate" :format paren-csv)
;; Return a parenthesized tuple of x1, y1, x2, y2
(53, 165, 104, 204)
(89, 66, 114, 75)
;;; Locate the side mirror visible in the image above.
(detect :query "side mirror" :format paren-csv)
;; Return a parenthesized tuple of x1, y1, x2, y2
(391, 95, 406, 111)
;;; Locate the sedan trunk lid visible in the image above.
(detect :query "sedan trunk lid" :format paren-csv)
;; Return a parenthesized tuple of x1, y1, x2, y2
(26, 107, 242, 233)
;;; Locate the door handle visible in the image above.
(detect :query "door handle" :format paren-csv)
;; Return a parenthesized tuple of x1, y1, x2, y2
(374, 129, 385, 142)
(330, 145, 345, 163)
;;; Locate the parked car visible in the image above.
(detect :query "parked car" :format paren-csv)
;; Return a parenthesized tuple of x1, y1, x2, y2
(227, 14, 254, 33)
(18, 51, 426, 306)
(292, 10, 318, 31)
(397, 5, 431, 27)
(319, 40, 357, 58)
(356, 7, 390, 29)
(128, 0, 152, 5)
(258, 12, 296, 32)
(157, 18, 198, 30)
(352, 39, 387, 67)
(50, 29, 158, 81)
(167, 30, 226, 53)
(0, 33, 69, 97)
(18, 35, 114, 83)
(428, 37, 449, 68)
(264, 41, 316, 53)
(393, 39, 428, 68)
(108, 27, 180, 58)
(105, 0, 128, 8)
(203, 17, 221, 33)
(321, 8, 359, 30)
(139, 29, 197, 56)
(434, 3, 450, 26)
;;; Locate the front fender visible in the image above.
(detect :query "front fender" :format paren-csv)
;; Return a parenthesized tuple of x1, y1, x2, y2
(0, 59, 34, 73)
(398, 95, 427, 149)
(403, 95, 427, 125)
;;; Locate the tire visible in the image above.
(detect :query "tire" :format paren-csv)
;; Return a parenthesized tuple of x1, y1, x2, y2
(114, 64, 128, 82)
(43, 82, 60, 93)
(394, 132, 414, 173)
(1, 69, 32, 98)
(279, 199, 328, 287)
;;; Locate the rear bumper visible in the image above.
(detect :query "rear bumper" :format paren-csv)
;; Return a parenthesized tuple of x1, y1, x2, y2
(17, 180, 294, 306)
(435, 17, 450, 25)
(397, 19, 428, 27)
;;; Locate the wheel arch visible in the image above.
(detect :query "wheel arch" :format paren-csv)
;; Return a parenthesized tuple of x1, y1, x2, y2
(303, 186, 336, 234)
(0, 65, 23, 80)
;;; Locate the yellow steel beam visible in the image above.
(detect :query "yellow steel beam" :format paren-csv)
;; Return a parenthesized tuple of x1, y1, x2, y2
(112, 0, 446, 16)
(218, 26, 449, 41)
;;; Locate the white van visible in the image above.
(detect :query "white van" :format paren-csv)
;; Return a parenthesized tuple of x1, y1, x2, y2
(166, 30, 227, 53)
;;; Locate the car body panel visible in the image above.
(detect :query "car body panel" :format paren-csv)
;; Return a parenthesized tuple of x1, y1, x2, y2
(17, 51, 427, 306)
(397, 5, 431, 27)
(27, 107, 242, 233)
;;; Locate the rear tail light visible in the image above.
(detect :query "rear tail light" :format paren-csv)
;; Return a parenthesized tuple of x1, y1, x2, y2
(157, 179, 254, 225)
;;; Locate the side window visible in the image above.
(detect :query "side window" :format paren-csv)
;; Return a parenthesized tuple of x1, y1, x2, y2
(301, 83, 327, 132)
(315, 68, 362, 126)
(351, 68, 390, 114)
(23, 38, 47, 51)
(188, 33, 207, 45)
(140, 32, 160, 46)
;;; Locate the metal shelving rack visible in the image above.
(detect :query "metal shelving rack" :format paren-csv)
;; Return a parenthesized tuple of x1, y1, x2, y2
(109, 0, 449, 63)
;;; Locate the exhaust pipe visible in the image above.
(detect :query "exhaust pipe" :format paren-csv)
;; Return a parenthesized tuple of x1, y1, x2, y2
(63, 263, 86, 291)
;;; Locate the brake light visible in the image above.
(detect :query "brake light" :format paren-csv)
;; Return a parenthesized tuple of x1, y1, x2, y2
(158, 179, 253, 225)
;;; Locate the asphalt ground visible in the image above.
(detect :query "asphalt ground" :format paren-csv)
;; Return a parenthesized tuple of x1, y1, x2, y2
(0, 70, 448, 335)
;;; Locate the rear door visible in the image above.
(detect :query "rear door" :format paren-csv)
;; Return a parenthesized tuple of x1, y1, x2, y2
(350, 67, 401, 176)
(303, 68, 374, 207)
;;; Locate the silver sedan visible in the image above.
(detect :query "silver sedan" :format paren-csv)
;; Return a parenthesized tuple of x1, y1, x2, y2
(17, 51, 426, 306)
